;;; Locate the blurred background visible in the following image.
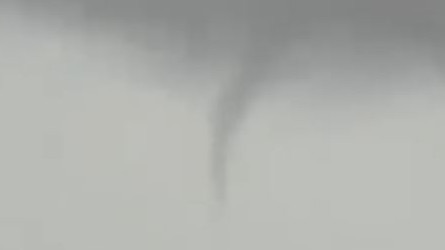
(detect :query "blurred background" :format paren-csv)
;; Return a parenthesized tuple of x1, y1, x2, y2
(0, 1, 445, 249)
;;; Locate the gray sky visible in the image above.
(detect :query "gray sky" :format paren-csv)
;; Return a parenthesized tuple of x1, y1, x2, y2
(8, 0, 445, 207)
(1, 2, 445, 249)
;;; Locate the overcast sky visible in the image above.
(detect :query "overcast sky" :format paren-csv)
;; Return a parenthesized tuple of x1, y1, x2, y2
(1, 2, 445, 250)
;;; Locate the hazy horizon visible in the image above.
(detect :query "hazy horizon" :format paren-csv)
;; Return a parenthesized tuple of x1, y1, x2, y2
(1, 2, 445, 249)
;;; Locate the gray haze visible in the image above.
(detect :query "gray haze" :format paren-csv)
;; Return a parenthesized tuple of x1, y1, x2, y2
(7, 0, 445, 210)
(1, 1, 445, 249)
(5, 0, 445, 207)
